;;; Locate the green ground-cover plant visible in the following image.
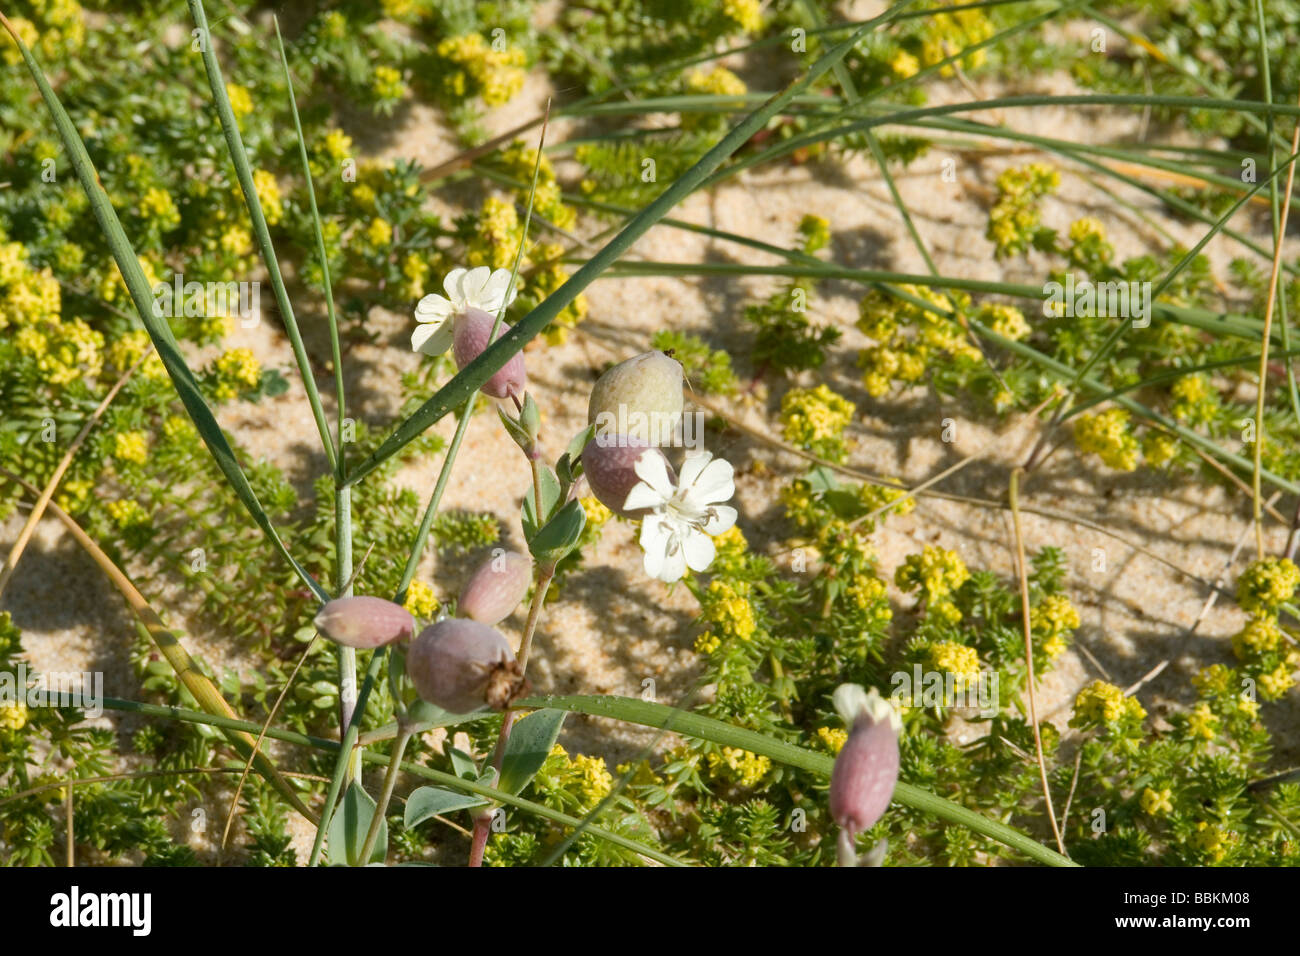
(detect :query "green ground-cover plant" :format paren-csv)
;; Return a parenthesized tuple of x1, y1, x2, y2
(0, 0, 1299, 867)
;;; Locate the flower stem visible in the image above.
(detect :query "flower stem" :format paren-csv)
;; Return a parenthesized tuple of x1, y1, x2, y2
(358, 726, 413, 865)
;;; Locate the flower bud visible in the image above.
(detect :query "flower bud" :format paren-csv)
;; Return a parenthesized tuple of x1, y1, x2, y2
(406, 618, 526, 714)
(588, 351, 683, 446)
(459, 550, 532, 625)
(828, 684, 901, 847)
(581, 437, 674, 519)
(313, 596, 415, 650)
(453, 307, 527, 400)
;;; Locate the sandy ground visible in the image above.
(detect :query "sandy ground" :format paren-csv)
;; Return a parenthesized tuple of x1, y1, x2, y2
(4, 15, 1299, 863)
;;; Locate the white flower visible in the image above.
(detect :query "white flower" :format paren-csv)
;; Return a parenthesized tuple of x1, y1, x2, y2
(833, 683, 902, 734)
(624, 449, 738, 583)
(411, 266, 517, 356)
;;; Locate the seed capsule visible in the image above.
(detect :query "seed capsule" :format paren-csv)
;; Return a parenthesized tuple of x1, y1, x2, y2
(406, 618, 526, 714)
(459, 550, 532, 625)
(828, 684, 901, 847)
(313, 596, 415, 650)
(452, 307, 527, 400)
(588, 351, 684, 446)
(581, 437, 674, 519)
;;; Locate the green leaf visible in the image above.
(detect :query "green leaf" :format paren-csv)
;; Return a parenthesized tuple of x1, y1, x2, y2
(521, 466, 562, 538)
(448, 746, 479, 780)
(516, 694, 1078, 867)
(528, 499, 586, 565)
(328, 781, 387, 866)
(499, 709, 567, 795)
(403, 786, 488, 828)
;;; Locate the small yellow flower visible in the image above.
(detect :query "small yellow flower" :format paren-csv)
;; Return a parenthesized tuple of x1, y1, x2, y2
(928, 640, 981, 690)
(367, 217, 393, 247)
(106, 499, 148, 529)
(0, 700, 28, 732)
(112, 430, 149, 465)
(1073, 408, 1139, 472)
(1140, 786, 1173, 816)
(402, 580, 439, 619)
(699, 580, 757, 642)
(722, 0, 763, 33)
(705, 746, 771, 788)
(1071, 680, 1145, 726)
(252, 169, 283, 226)
(816, 726, 848, 754)
(1236, 557, 1300, 614)
(226, 82, 253, 119)
(1187, 702, 1218, 740)
(580, 496, 613, 527)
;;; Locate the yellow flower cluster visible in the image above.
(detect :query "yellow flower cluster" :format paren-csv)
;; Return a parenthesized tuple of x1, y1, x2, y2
(1187, 702, 1218, 740)
(500, 143, 577, 231)
(705, 746, 771, 788)
(722, 0, 764, 33)
(1170, 374, 1217, 426)
(927, 640, 981, 689)
(1140, 786, 1172, 816)
(917, 5, 993, 76)
(467, 196, 524, 271)
(1070, 680, 1146, 726)
(856, 285, 979, 397)
(896, 544, 970, 622)
(106, 499, 148, 529)
(113, 430, 149, 465)
(371, 65, 407, 101)
(253, 169, 283, 226)
(366, 217, 393, 248)
(3, 235, 109, 388)
(687, 66, 747, 98)
(1236, 557, 1300, 614)
(977, 302, 1030, 341)
(580, 496, 613, 528)
(0, 700, 28, 732)
(226, 82, 253, 119)
(1031, 593, 1079, 659)
(436, 33, 527, 107)
(163, 415, 197, 443)
(816, 726, 848, 754)
(1066, 216, 1113, 269)
(1233, 616, 1283, 657)
(546, 743, 613, 809)
(986, 163, 1059, 259)
(402, 580, 439, 619)
(1141, 431, 1178, 468)
(1073, 407, 1139, 472)
(2, 0, 84, 66)
(208, 348, 260, 401)
(1192, 821, 1234, 863)
(699, 580, 757, 642)
(1259, 660, 1297, 699)
(140, 186, 180, 231)
(779, 384, 855, 450)
(529, 242, 587, 344)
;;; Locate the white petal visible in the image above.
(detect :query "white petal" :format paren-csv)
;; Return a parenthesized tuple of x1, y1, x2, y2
(442, 267, 469, 301)
(700, 504, 737, 535)
(677, 450, 713, 489)
(682, 529, 716, 572)
(632, 449, 676, 501)
(623, 480, 667, 513)
(480, 269, 515, 313)
(415, 293, 453, 322)
(684, 455, 735, 507)
(411, 321, 453, 356)
(638, 518, 671, 579)
(461, 266, 492, 307)
(656, 542, 688, 583)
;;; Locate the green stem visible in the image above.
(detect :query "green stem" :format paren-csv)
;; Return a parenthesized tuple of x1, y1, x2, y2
(358, 728, 413, 864)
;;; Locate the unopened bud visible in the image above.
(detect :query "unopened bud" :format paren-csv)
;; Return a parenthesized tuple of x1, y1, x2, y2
(588, 351, 683, 446)
(581, 437, 674, 518)
(460, 550, 532, 625)
(406, 618, 526, 714)
(453, 307, 527, 400)
(829, 684, 901, 851)
(313, 596, 415, 649)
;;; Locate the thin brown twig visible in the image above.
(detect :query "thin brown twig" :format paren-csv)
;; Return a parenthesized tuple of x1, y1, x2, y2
(1009, 467, 1066, 856)
(0, 346, 151, 600)
(1253, 89, 1300, 558)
